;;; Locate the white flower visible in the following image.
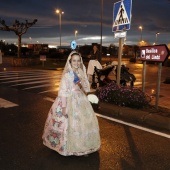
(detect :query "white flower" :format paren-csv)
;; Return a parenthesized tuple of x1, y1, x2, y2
(87, 94, 99, 104)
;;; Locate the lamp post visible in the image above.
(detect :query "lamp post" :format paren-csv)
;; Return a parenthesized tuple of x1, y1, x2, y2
(99, 0, 103, 63)
(139, 26, 143, 41)
(29, 37, 32, 44)
(56, 9, 64, 48)
(155, 32, 160, 45)
(75, 30, 78, 38)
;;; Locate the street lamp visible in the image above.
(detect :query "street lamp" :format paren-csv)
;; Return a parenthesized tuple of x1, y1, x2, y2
(29, 37, 32, 44)
(155, 32, 160, 45)
(100, 0, 103, 63)
(139, 26, 143, 41)
(56, 9, 64, 48)
(75, 30, 78, 38)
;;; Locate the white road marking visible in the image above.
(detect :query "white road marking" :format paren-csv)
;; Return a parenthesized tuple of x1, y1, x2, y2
(95, 113, 170, 139)
(10, 79, 59, 86)
(23, 84, 56, 90)
(0, 76, 60, 84)
(39, 87, 59, 94)
(0, 73, 60, 79)
(43, 97, 170, 139)
(44, 97, 55, 102)
(0, 98, 18, 108)
(0, 70, 50, 73)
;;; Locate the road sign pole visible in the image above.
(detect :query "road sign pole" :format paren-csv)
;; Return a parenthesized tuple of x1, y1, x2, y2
(142, 61, 146, 92)
(140, 45, 169, 109)
(156, 63, 162, 109)
(0, 50, 2, 64)
(117, 37, 123, 85)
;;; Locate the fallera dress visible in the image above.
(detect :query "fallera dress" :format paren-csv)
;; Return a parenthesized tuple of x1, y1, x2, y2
(42, 51, 100, 156)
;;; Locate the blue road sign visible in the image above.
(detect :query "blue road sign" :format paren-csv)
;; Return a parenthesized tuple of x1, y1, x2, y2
(70, 40, 77, 50)
(112, 0, 132, 32)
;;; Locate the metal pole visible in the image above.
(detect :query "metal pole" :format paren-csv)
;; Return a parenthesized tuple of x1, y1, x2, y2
(75, 30, 78, 38)
(155, 32, 160, 45)
(142, 61, 146, 92)
(139, 26, 143, 41)
(155, 34, 157, 45)
(59, 13, 61, 47)
(100, 0, 103, 62)
(156, 62, 162, 109)
(117, 37, 123, 85)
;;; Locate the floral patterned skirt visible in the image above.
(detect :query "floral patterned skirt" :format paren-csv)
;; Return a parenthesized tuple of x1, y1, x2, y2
(42, 90, 100, 156)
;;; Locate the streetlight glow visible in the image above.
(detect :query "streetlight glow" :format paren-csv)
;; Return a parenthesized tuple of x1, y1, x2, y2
(155, 32, 160, 45)
(56, 9, 64, 47)
(75, 30, 78, 37)
(56, 9, 59, 14)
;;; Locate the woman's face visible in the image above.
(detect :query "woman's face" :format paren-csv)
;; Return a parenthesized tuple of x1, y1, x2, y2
(70, 54, 81, 69)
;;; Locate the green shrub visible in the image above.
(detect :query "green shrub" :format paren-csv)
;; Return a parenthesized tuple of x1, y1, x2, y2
(96, 82, 151, 109)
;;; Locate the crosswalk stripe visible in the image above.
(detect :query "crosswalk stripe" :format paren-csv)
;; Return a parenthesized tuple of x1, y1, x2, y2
(0, 76, 60, 84)
(39, 88, 59, 94)
(43, 97, 55, 102)
(0, 74, 60, 80)
(0, 71, 61, 77)
(22, 84, 57, 90)
(10, 79, 59, 86)
(0, 70, 62, 94)
(0, 70, 50, 73)
(0, 98, 18, 108)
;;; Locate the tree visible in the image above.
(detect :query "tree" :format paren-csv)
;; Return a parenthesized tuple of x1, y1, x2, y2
(0, 19, 37, 57)
(132, 45, 140, 59)
(108, 44, 118, 56)
(122, 45, 129, 56)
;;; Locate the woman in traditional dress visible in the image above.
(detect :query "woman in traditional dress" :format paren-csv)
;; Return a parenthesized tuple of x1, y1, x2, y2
(42, 51, 100, 156)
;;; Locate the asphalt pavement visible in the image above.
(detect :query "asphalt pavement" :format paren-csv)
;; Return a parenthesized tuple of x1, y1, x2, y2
(0, 85, 170, 170)
(0, 62, 170, 170)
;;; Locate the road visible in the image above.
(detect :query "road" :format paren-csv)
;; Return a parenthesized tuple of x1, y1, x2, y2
(0, 64, 170, 170)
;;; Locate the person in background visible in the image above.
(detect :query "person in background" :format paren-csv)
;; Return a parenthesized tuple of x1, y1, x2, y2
(87, 45, 102, 80)
(88, 45, 100, 60)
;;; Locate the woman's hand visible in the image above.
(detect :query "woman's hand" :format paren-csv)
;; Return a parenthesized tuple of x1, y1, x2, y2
(87, 55, 91, 58)
(77, 81, 82, 88)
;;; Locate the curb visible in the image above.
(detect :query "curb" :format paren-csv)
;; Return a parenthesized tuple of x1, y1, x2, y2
(97, 102, 170, 131)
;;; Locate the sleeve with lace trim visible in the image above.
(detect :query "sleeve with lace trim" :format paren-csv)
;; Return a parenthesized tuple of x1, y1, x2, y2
(58, 72, 73, 98)
(79, 68, 90, 93)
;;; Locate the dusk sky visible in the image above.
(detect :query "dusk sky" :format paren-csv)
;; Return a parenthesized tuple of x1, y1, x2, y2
(0, 0, 170, 47)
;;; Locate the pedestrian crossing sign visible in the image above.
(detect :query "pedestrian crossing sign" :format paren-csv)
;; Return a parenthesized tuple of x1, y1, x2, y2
(112, 0, 132, 32)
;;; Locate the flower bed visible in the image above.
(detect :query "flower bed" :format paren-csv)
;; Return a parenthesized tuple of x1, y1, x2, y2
(96, 81, 151, 109)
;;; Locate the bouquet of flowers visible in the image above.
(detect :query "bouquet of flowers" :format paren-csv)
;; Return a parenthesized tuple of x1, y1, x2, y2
(87, 94, 99, 110)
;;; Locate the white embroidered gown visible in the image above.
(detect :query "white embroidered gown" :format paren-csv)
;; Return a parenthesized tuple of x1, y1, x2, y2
(42, 53, 100, 156)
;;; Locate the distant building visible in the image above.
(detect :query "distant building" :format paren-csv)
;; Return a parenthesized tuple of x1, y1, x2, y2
(28, 44, 49, 54)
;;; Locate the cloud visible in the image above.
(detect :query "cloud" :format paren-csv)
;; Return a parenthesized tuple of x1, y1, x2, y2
(0, 0, 170, 46)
